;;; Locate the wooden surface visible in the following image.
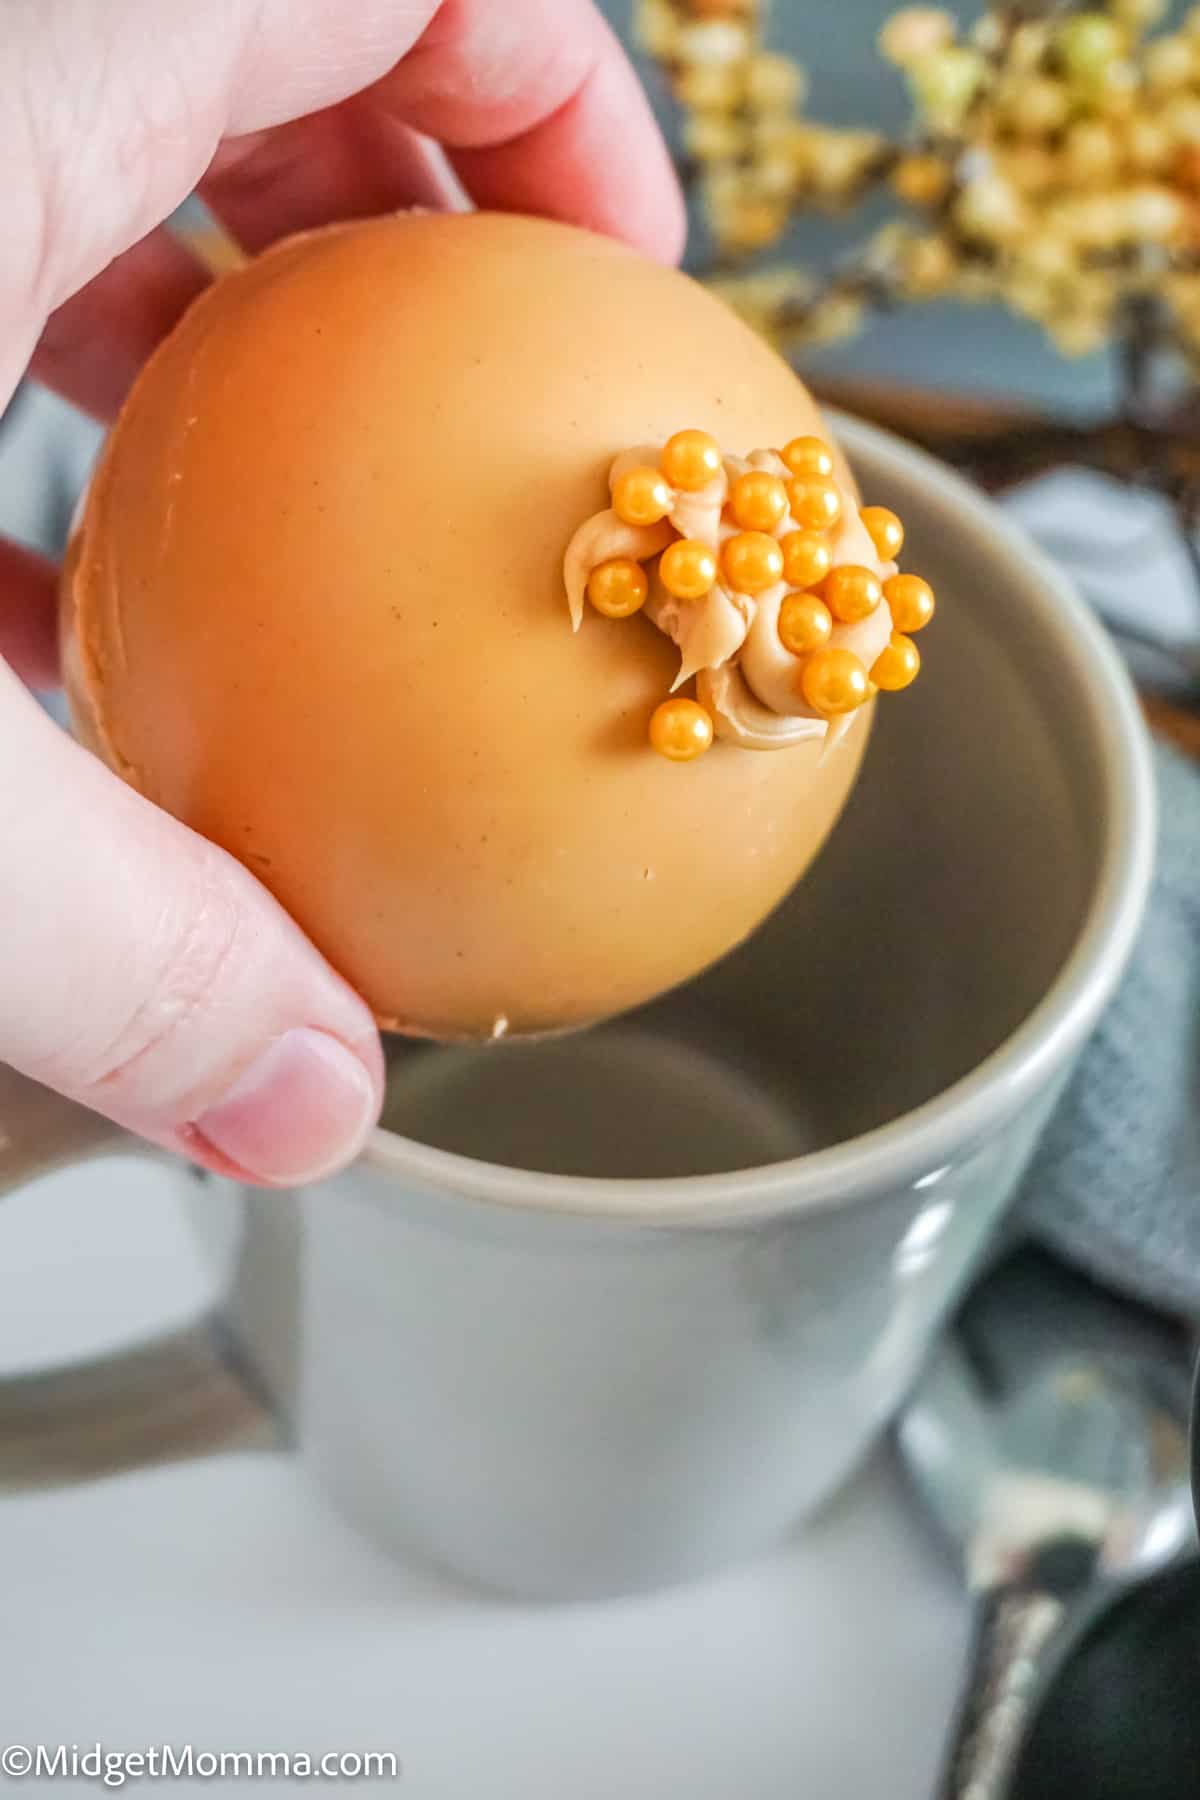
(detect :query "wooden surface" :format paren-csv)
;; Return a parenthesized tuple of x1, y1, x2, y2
(1141, 693, 1200, 761)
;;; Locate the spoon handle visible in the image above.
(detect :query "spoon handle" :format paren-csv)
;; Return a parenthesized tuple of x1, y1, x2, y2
(940, 1587, 1065, 1799)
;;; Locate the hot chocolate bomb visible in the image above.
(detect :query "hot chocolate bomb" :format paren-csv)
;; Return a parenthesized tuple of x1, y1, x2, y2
(62, 210, 932, 1041)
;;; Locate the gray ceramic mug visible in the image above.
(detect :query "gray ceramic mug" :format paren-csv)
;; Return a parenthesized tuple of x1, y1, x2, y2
(0, 417, 1155, 1600)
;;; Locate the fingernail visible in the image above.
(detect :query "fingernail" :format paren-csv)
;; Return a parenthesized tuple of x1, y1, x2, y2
(192, 1028, 378, 1185)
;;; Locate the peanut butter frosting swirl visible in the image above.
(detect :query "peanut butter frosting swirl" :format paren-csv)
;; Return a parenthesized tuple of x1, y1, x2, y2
(564, 429, 935, 761)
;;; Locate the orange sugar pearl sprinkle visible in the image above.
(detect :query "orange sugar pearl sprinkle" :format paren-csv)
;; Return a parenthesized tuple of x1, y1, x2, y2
(586, 557, 649, 619)
(871, 633, 921, 692)
(883, 573, 936, 634)
(780, 530, 833, 590)
(721, 531, 785, 594)
(860, 506, 905, 561)
(778, 592, 833, 656)
(799, 648, 871, 716)
(786, 476, 843, 533)
(613, 465, 673, 527)
(649, 697, 714, 761)
(661, 429, 723, 492)
(730, 470, 789, 533)
(660, 538, 718, 601)
(822, 564, 883, 623)
(781, 435, 835, 479)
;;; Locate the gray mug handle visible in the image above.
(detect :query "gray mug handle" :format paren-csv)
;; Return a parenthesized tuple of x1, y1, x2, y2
(0, 1062, 277, 1491)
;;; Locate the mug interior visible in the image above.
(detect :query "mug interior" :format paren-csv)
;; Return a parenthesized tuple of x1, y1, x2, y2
(379, 419, 1143, 1188)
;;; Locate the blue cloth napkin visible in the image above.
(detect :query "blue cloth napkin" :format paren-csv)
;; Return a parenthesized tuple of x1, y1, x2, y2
(995, 471, 1200, 1318)
(1017, 738, 1200, 1320)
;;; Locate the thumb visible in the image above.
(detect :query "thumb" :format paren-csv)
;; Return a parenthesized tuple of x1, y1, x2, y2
(1, 671, 384, 1185)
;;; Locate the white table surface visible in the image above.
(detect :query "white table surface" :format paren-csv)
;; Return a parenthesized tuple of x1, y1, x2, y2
(0, 1156, 970, 1799)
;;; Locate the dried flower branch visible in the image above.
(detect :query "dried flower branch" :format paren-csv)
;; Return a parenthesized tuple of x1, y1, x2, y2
(637, 0, 1200, 365)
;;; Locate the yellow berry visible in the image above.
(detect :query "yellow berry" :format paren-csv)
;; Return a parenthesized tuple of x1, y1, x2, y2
(721, 531, 785, 594)
(649, 698, 714, 761)
(635, 0, 681, 55)
(871, 632, 922, 691)
(1003, 146, 1060, 197)
(884, 572, 936, 633)
(780, 530, 833, 589)
(1064, 120, 1119, 185)
(1020, 235, 1076, 280)
(786, 475, 843, 532)
(660, 539, 719, 601)
(781, 435, 835, 478)
(719, 194, 790, 252)
(891, 154, 951, 206)
(860, 506, 905, 561)
(972, 12, 1005, 53)
(1112, 0, 1166, 26)
(1006, 272, 1057, 323)
(1000, 75, 1070, 136)
(1123, 185, 1184, 242)
(807, 129, 884, 199)
(1051, 313, 1111, 356)
(586, 558, 648, 619)
(822, 564, 883, 623)
(678, 17, 750, 64)
(901, 234, 957, 297)
(1010, 21, 1050, 69)
(752, 149, 801, 197)
(730, 470, 790, 532)
(676, 64, 745, 110)
(661, 429, 723, 493)
(778, 592, 834, 655)
(684, 115, 747, 162)
(613, 466, 673, 527)
(907, 47, 986, 129)
(1145, 34, 1195, 91)
(1127, 117, 1173, 174)
(954, 174, 1026, 244)
(751, 115, 810, 158)
(1056, 13, 1124, 82)
(745, 52, 806, 112)
(878, 8, 955, 67)
(1167, 94, 1200, 148)
(802, 293, 868, 345)
(799, 648, 871, 715)
(1083, 58, 1139, 118)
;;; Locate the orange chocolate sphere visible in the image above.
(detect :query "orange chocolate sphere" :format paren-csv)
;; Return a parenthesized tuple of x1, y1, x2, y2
(61, 211, 870, 1040)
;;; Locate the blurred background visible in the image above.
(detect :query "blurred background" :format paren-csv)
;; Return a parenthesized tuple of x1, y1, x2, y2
(0, 0, 1133, 577)
(9, 0, 1197, 735)
(613, 0, 1118, 414)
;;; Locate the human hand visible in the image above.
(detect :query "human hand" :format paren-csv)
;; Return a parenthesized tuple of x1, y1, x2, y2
(0, 0, 685, 1185)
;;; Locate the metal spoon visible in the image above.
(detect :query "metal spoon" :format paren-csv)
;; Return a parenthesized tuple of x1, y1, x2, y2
(897, 1249, 1195, 1800)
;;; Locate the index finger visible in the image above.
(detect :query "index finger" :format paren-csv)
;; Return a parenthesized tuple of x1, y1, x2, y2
(367, 1, 686, 263)
(5, 0, 684, 350)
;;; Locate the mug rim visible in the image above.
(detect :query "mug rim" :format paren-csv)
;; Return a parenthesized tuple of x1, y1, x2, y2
(361, 414, 1157, 1227)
